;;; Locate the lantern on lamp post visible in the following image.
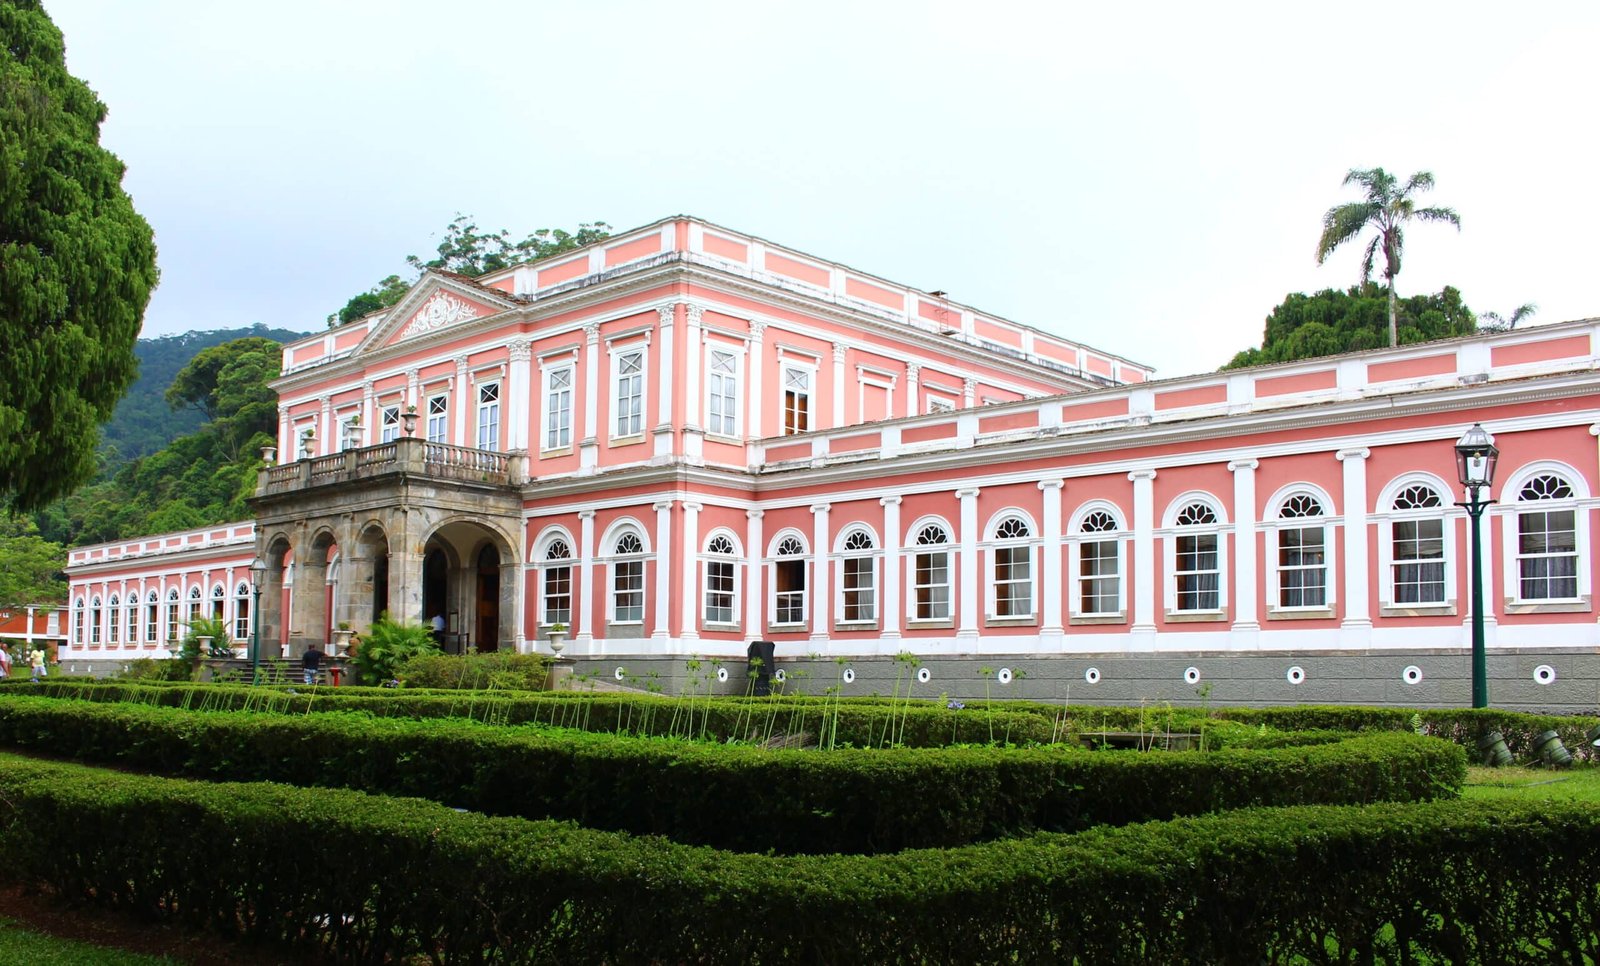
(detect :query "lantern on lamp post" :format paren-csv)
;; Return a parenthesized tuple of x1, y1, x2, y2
(1453, 423, 1498, 709)
(248, 555, 267, 686)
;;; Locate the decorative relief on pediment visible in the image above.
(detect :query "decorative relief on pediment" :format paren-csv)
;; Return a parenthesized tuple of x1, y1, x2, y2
(400, 290, 483, 340)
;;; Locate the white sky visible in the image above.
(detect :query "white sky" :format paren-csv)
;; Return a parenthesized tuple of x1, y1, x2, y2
(43, 1, 1600, 377)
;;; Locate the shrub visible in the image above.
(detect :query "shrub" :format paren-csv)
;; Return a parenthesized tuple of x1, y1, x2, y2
(350, 615, 439, 685)
(0, 696, 1465, 855)
(115, 658, 191, 682)
(397, 651, 549, 691)
(0, 753, 1595, 965)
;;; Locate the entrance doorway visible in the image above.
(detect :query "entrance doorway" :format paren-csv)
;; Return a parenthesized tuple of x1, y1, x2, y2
(475, 544, 500, 652)
(423, 549, 450, 652)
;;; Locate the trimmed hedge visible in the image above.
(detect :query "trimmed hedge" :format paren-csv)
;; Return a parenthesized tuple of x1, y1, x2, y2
(0, 695, 1464, 854)
(0, 679, 1057, 748)
(0, 753, 1593, 964)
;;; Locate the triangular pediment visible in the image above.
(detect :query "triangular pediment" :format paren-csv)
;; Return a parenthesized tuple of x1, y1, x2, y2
(360, 272, 518, 352)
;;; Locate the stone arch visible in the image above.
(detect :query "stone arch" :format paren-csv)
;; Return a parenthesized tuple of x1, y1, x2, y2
(420, 516, 520, 654)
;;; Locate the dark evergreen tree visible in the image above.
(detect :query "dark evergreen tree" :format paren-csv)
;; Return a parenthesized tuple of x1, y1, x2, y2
(1225, 284, 1477, 369)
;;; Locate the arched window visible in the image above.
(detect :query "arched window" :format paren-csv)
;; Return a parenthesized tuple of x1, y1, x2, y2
(1390, 483, 1446, 605)
(911, 523, 952, 621)
(90, 595, 102, 645)
(234, 582, 251, 641)
(166, 588, 181, 642)
(542, 539, 573, 627)
(146, 591, 160, 645)
(188, 585, 203, 623)
(991, 516, 1034, 619)
(73, 597, 85, 647)
(1515, 474, 1579, 600)
(772, 535, 808, 626)
(839, 529, 877, 624)
(126, 593, 140, 645)
(1173, 502, 1221, 612)
(611, 531, 646, 623)
(703, 534, 738, 625)
(1274, 493, 1329, 609)
(108, 594, 120, 645)
(1076, 509, 1123, 617)
(211, 584, 227, 621)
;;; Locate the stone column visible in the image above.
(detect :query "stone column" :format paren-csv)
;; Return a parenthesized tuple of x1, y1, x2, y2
(747, 321, 766, 447)
(277, 405, 291, 464)
(880, 496, 902, 640)
(745, 509, 764, 638)
(1229, 459, 1260, 634)
(653, 500, 673, 640)
(654, 304, 676, 461)
(810, 503, 831, 645)
(831, 342, 847, 428)
(508, 338, 532, 455)
(1129, 470, 1157, 638)
(1039, 479, 1065, 646)
(453, 355, 470, 445)
(581, 324, 600, 473)
(680, 501, 701, 642)
(963, 376, 977, 409)
(576, 509, 596, 647)
(361, 381, 375, 446)
(905, 364, 921, 418)
(318, 395, 332, 455)
(957, 487, 980, 640)
(1337, 448, 1372, 634)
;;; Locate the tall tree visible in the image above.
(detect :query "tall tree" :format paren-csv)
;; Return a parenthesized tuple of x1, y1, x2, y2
(1478, 302, 1537, 332)
(1224, 284, 1477, 369)
(0, 0, 159, 510)
(1314, 168, 1460, 348)
(327, 215, 611, 328)
(0, 516, 65, 604)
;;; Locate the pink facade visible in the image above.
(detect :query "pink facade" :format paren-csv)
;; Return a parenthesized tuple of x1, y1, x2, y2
(62, 217, 1600, 703)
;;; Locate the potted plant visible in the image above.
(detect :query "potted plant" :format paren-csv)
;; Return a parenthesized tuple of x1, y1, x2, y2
(332, 621, 354, 654)
(546, 622, 567, 654)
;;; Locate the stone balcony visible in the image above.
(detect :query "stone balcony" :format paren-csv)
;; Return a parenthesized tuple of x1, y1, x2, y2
(257, 438, 524, 497)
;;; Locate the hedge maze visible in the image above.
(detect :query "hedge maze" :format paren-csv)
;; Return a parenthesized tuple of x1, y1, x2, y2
(0, 679, 1596, 963)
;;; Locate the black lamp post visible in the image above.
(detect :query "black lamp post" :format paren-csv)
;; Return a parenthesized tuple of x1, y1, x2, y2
(248, 555, 266, 686)
(1454, 423, 1499, 709)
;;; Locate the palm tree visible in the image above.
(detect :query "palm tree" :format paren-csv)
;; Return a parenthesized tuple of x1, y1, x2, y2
(1315, 168, 1461, 347)
(1479, 303, 1538, 332)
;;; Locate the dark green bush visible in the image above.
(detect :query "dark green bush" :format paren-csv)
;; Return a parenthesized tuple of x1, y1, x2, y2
(396, 651, 549, 690)
(350, 616, 438, 684)
(0, 696, 1464, 855)
(0, 753, 1592, 965)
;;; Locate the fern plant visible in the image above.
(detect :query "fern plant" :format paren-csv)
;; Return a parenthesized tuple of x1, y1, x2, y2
(351, 614, 440, 685)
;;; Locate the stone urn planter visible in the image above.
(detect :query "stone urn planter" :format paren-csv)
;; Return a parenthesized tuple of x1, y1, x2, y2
(332, 627, 354, 655)
(546, 626, 567, 655)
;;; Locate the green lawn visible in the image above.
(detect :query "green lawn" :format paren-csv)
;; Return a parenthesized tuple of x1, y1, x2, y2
(1463, 763, 1600, 801)
(0, 918, 178, 965)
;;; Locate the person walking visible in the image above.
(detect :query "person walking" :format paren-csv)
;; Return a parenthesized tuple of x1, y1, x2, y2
(29, 646, 47, 682)
(301, 643, 324, 685)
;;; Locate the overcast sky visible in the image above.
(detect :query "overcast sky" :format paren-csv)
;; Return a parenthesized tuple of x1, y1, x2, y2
(43, 1, 1600, 378)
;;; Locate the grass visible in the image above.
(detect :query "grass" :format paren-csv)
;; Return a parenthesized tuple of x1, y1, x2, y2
(1463, 763, 1600, 801)
(0, 917, 179, 965)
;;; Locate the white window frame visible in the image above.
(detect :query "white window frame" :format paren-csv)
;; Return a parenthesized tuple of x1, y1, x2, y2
(536, 531, 575, 627)
(833, 526, 879, 626)
(108, 594, 120, 645)
(604, 525, 649, 625)
(1375, 474, 1456, 615)
(1068, 502, 1127, 621)
(1499, 461, 1591, 611)
(701, 530, 742, 628)
(984, 511, 1038, 622)
(705, 344, 741, 439)
(73, 596, 85, 647)
(234, 582, 251, 641)
(856, 370, 896, 425)
(1162, 493, 1230, 619)
(380, 404, 401, 444)
(1264, 484, 1338, 617)
(767, 531, 810, 628)
(780, 363, 814, 436)
(90, 595, 102, 645)
(925, 395, 956, 414)
(476, 381, 501, 451)
(126, 594, 140, 645)
(907, 518, 954, 624)
(165, 588, 180, 642)
(610, 344, 648, 442)
(211, 583, 227, 621)
(542, 362, 574, 454)
(145, 591, 159, 644)
(425, 393, 449, 444)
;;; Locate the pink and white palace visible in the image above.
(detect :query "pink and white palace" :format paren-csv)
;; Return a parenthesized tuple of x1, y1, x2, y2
(63, 216, 1600, 708)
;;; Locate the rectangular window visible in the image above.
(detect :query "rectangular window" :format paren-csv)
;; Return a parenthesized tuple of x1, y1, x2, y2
(544, 566, 572, 625)
(1175, 533, 1220, 610)
(613, 560, 644, 622)
(842, 558, 876, 622)
(913, 550, 950, 620)
(994, 547, 1032, 617)
(1392, 519, 1445, 604)
(545, 366, 573, 450)
(614, 350, 644, 438)
(707, 349, 738, 437)
(1278, 526, 1327, 607)
(234, 596, 249, 642)
(426, 395, 448, 444)
(1079, 539, 1120, 614)
(774, 559, 807, 624)
(782, 367, 810, 435)
(476, 382, 500, 450)
(1518, 509, 1578, 599)
(380, 406, 400, 443)
(705, 560, 735, 623)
